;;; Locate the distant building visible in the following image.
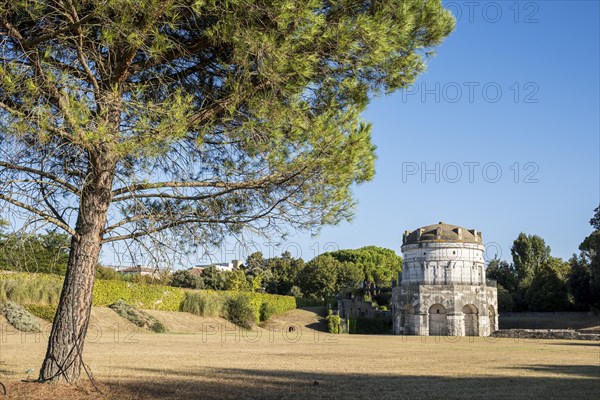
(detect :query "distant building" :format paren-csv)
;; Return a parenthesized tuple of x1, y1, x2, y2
(187, 260, 242, 275)
(392, 222, 498, 336)
(102, 264, 169, 278)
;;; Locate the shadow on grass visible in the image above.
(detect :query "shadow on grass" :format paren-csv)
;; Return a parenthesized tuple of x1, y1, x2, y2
(92, 365, 600, 400)
(508, 364, 600, 379)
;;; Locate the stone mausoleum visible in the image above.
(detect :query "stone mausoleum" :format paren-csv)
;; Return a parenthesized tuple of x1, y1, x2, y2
(392, 222, 498, 336)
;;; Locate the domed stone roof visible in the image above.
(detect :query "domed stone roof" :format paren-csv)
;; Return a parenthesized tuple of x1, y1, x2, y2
(402, 222, 482, 245)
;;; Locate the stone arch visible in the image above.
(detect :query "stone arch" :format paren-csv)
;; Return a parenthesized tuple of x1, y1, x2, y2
(462, 304, 479, 336)
(488, 305, 497, 332)
(428, 304, 447, 336)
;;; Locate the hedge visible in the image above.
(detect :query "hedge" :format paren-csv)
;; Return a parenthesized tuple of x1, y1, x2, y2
(0, 272, 296, 325)
(181, 290, 296, 324)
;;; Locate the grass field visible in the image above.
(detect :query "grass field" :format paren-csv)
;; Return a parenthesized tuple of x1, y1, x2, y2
(0, 308, 599, 399)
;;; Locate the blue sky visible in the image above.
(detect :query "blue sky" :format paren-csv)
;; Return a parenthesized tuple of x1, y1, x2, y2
(241, 0, 600, 264)
(104, 1, 600, 267)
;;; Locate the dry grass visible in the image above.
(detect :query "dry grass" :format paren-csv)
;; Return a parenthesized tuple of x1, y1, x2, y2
(0, 308, 598, 400)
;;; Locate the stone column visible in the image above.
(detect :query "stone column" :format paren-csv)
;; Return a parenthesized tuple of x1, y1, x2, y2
(415, 313, 428, 335)
(447, 313, 463, 336)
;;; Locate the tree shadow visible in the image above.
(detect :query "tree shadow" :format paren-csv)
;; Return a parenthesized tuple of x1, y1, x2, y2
(96, 365, 600, 400)
(508, 364, 600, 379)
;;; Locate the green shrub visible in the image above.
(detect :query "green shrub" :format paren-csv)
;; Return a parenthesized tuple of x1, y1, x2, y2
(180, 291, 224, 317)
(24, 304, 57, 322)
(326, 310, 341, 334)
(1, 301, 42, 332)
(109, 300, 167, 333)
(225, 295, 254, 329)
(96, 266, 123, 281)
(259, 301, 277, 322)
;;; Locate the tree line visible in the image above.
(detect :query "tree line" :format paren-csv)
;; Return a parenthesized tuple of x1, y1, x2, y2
(488, 206, 600, 312)
(169, 245, 402, 301)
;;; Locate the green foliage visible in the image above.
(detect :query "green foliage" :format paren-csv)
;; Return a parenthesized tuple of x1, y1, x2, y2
(24, 304, 57, 322)
(180, 291, 224, 318)
(486, 258, 518, 293)
(295, 297, 324, 307)
(511, 233, 551, 286)
(200, 266, 228, 291)
(580, 205, 600, 309)
(225, 295, 255, 329)
(569, 254, 594, 311)
(170, 270, 202, 289)
(224, 269, 252, 292)
(109, 300, 167, 333)
(496, 285, 514, 313)
(95, 266, 123, 281)
(326, 246, 402, 286)
(263, 252, 305, 295)
(326, 310, 341, 334)
(0, 232, 70, 275)
(0, 272, 296, 326)
(259, 302, 277, 322)
(0, 273, 62, 304)
(525, 259, 570, 312)
(297, 254, 339, 299)
(1, 301, 42, 332)
(93, 279, 186, 311)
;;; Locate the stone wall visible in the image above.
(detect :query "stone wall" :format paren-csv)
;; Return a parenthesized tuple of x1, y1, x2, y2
(491, 329, 600, 341)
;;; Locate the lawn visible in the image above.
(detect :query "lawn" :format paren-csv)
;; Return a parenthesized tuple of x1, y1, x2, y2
(0, 313, 598, 399)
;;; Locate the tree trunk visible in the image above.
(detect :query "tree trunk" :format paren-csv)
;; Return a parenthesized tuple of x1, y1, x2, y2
(39, 151, 115, 382)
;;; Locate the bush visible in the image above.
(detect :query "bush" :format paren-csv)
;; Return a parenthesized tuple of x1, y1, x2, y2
(96, 266, 123, 281)
(225, 295, 254, 329)
(326, 310, 341, 334)
(180, 291, 224, 317)
(1, 301, 42, 332)
(170, 270, 202, 289)
(24, 304, 57, 322)
(259, 302, 277, 322)
(109, 300, 167, 333)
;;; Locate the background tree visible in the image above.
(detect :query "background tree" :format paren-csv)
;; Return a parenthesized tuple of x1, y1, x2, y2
(579, 205, 600, 309)
(0, 0, 454, 381)
(567, 253, 593, 310)
(200, 266, 227, 291)
(264, 251, 304, 295)
(486, 257, 518, 293)
(170, 269, 202, 289)
(326, 246, 402, 287)
(0, 230, 70, 274)
(525, 257, 570, 312)
(511, 233, 551, 287)
(95, 265, 123, 280)
(297, 254, 339, 299)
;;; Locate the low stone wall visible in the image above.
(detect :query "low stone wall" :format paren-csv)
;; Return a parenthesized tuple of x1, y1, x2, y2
(491, 329, 600, 341)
